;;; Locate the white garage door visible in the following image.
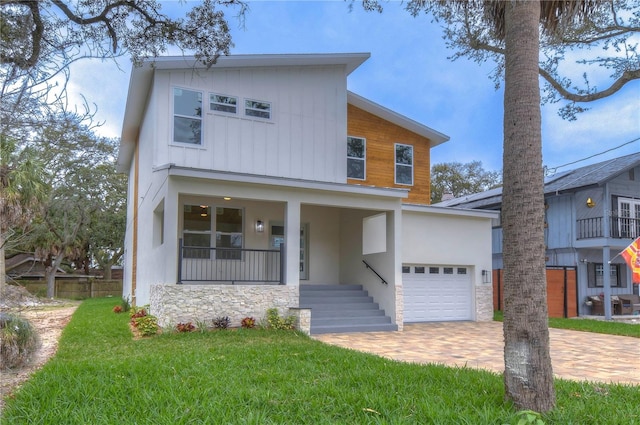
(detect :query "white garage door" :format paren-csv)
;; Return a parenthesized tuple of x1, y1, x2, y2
(403, 265, 473, 322)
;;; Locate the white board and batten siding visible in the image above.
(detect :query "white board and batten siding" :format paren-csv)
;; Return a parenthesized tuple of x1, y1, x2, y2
(152, 66, 348, 184)
(403, 265, 473, 322)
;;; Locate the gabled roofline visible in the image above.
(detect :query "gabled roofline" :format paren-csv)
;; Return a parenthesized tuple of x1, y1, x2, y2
(347, 91, 450, 148)
(117, 53, 372, 172)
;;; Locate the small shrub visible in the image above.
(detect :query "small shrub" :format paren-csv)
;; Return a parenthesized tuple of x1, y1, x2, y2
(266, 308, 296, 331)
(120, 296, 131, 312)
(241, 317, 256, 329)
(112, 305, 123, 314)
(195, 319, 209, 333)
(213, 316, 230, 329)
(129, 305, 148, 326)
(176, 322, 195, 333)
(0, 313, 39, 370)
(134, 315, 158, 336)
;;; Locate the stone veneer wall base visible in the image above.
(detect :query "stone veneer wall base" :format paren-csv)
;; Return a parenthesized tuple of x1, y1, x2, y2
(150, 284, 298, 329)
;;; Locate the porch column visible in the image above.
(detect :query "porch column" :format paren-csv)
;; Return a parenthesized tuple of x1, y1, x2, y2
(165, 181, 179, 285)
(603, 245, 612, 319)
(285, 200, 301, 286)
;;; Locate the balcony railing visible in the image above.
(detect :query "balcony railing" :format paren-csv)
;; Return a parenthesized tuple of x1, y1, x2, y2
(178, 239, 284, 284)
(576, 216, 640, 240)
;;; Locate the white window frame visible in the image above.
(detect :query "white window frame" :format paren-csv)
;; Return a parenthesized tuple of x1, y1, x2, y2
(172, 87, 203, 146)
(394, 143, 414, 186)
(209, 93, 238, 115)
(347, 136, 366, 180)
(618, 197, 640, 239)
(244, 99, 272, 120)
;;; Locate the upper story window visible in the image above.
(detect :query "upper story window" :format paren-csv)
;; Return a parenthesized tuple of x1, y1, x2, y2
(173, 88, 202, 145)
(210, 94, 238, 114)
(618, 197, 640, 239)
(395, 143, 413, 185)
(245, 99, 271, 119)
(347, 136, 366, 180)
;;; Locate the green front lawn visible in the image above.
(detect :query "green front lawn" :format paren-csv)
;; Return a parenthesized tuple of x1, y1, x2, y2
(2, 298, 638, 424)
(493, 311, 640, 338)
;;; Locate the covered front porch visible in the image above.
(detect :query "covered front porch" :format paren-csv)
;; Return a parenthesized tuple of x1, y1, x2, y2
(148, 166, 406, 329)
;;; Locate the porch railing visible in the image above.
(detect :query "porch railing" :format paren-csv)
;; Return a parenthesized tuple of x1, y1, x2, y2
(178, 239, 284, 284)
(576, 216, 640, 240)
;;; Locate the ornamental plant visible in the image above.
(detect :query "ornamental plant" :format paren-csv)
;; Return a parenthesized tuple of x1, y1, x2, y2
(240, 317, 256, 329)
(213, 316, 230, 329)
(0, 313, 39, 369)
(176, 322, 195, 333)
(266, 308, 296, 331)
(134, 315, 158, 336)
(112, 305, 123, 313)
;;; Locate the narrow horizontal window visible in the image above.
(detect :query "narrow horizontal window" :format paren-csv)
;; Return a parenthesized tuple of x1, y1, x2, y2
(429, 267, 439, 274)
(245, 99, 271, 119)
(210, 94, 237, 114)
(443, 267, 454, 275)
(415, 266, 425, 274)
(457, 268, 467, 275)
(402, 266, 410, 273)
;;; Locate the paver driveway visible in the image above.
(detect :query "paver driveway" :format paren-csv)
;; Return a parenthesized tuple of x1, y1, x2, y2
(313, 321, 640, 385)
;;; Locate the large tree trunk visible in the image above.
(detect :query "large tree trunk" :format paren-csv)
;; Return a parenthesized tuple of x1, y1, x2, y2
(45, 254, 65, 299)
(502, 0, 555, 412)
(0, 232, 6, 289)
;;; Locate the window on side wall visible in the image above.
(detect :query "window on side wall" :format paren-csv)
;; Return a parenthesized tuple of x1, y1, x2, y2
(182, 205, 211, 259)
(215, 207, 243, 260)
(395, 143, 413, 185)
(173, 88, 202, 145)
(210, 93, 238, 114)
(587, 263, 624, 288)
(244, 99, 271, 119)
(347, 136, 366, 180)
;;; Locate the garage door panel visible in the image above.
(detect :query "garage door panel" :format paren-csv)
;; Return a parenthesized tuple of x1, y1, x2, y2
(403, 265, 472, 322)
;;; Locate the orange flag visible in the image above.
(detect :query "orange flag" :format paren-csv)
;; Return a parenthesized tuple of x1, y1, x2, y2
(621, 237, 640, 284)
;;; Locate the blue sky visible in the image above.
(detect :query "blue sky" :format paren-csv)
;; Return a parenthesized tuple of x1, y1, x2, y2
(71, 0, 639, 173)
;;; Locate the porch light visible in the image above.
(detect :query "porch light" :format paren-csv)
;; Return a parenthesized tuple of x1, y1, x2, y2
(255, 220, 265, 233)
(200, 205, 208, 217)
(482, 269, 492, 284)
(223, 197, 232, 201)
(586, 197, 596, 208)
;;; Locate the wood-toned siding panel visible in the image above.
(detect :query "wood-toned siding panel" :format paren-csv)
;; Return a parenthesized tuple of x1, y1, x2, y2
(347, 104, 431, 205)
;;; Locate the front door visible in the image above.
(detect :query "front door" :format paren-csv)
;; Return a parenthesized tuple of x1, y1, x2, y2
(270, 221, 309, 280)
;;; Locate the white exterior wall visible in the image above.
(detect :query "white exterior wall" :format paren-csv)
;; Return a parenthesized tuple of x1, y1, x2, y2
(301, 205, 341, 284)
(401, 209, 495, 321)
(149, 66, 348, 183)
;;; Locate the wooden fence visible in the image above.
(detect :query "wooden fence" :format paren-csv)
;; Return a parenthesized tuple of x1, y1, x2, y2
(13, 279, 123, 300)
(492, 267, 578, 318)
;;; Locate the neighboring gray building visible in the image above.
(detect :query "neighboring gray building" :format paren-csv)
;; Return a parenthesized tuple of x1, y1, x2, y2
(437, 152, 640, 316)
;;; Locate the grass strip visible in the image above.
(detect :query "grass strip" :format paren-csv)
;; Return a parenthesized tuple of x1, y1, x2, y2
(2, 298, 638, 424)
(494, 310, 640, 338)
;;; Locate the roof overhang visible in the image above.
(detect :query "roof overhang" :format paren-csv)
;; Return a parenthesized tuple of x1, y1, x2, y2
(347, 91, 450, 148)
(402, 203, 500, 220)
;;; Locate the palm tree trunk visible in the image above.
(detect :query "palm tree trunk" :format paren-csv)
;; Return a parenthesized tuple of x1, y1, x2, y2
(501, 0, 555, 412)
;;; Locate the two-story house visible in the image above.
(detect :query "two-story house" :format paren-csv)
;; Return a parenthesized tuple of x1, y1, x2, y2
(437, 153, 640, 318)
(117, 53, 498, 334)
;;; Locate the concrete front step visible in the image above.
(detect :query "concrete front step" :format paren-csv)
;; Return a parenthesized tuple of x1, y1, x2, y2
(313, 316, 393, 326)
(300, 284, 396, 335)
(311, 323, 398, 334)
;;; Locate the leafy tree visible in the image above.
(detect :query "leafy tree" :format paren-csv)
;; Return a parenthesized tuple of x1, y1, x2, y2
(357, 0, 638, 412)
(1, 0, 248, 167)
(430, 161, 501, 203)
(22, 114, 123, 297)
(0, 137, 47, 287)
